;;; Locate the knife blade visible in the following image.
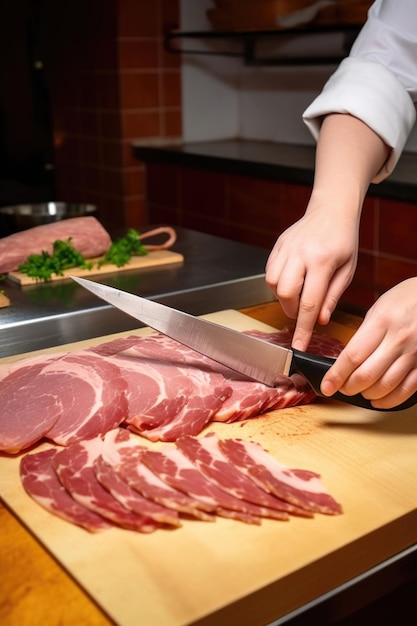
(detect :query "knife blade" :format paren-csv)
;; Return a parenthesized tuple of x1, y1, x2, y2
(71, 276, 417, 412)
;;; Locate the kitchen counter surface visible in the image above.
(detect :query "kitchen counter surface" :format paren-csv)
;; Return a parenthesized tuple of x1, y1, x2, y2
(0, 226, 274, 357)
(133, 139, 417, 203)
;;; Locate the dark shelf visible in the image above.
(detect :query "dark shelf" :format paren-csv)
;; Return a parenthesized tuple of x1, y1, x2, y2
(164, 24, 361, 66)
(133, 139, 417, 203)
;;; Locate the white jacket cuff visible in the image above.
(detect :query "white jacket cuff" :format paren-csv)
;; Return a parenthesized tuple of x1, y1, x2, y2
(302, 57, 416, 182)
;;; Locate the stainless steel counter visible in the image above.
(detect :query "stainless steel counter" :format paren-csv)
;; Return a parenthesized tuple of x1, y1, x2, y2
(0, 227, 275, 357)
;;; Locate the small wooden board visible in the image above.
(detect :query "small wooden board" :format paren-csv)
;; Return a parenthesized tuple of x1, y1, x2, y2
(7, 250, 184, 285)
(0, 292, 10, 307)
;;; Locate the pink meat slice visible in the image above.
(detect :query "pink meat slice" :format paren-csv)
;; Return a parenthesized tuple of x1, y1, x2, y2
(247, 329, 345, 358)
(140, 446, 289, 523)
(89, 347, 193, 430)
(91, 335, 233, 437)
(213, 375, 316, 423)
(176, 433, 311, 517)
(43, 351, 128, 446)
(133, 371, 232, 442)
(53, 437, 160, 532)
(101, 428, 214, 521)
(219, 437, 343, 515)
(93, 454, 181, 527)
(0, 353, 67, 453)
(0, 350, 128, 453)
(20, 448, 111, 532)
(90, 331, 326, 437)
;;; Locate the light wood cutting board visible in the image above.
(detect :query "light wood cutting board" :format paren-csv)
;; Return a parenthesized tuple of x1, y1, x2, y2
(7, 249, 184, 285)
(1, 310, 417, 626)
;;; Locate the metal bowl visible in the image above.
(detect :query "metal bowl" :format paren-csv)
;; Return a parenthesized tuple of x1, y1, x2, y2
(0, 202, 97, 235)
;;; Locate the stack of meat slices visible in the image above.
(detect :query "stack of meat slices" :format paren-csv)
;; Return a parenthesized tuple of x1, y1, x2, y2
(20, 429, 343, 533)
(0, 329, 344, 454)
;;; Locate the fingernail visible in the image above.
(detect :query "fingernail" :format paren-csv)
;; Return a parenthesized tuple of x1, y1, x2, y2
(292, 339, 304, 351)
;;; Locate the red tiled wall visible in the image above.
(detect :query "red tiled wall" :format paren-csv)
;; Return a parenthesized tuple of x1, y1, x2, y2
(44, 0, 181, 232)
(146, 163, 417, 313)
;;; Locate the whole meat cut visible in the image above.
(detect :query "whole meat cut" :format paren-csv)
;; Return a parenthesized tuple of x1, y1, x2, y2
(0, 216, 111, 274)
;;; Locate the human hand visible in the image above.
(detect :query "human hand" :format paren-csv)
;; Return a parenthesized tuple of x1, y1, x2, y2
(265, 205, 359, 351)
(321, 278, 417, 409)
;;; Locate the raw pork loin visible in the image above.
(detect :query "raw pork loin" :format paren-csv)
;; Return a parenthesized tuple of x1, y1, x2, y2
(20, 428, 342, 533)
(0, 216, 111, 273)
(0, 328, 344, 453)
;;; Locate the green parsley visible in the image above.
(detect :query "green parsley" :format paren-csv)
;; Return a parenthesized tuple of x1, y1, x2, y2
(98, 228, 148, 268)
(18, 238, 93, 282)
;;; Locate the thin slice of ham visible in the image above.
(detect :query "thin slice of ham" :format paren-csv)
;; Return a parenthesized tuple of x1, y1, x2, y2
(176, 433, 313, 517)
(0, 353, 66, 454)
(0, 350, 128, 454)
(0, 327, 346, 454)
(139, 446, 289, 523)
(218, 437, 343, 515)
(0, 216, 111, 274)
(101, 429, 214, 521)
(53, 437, 160, 532)
(248, 329, 345, 358)
(19, 429, 343, 532)
(20, 448, 111, 532)
(93, 454, 181, 527)
(43, 351, 128, 446)
(89, 344, 195, 430)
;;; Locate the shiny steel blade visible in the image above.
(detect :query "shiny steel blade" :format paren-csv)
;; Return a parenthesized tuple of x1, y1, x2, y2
(71, 276, 293, 386)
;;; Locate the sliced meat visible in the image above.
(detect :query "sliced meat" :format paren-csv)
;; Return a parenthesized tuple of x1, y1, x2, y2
(101, 429, 214, 521)
(0, 353, 66, 453)
(140, 446, 289, 523)
(91, 332, 315, 440)
(93, 454, 181, 527)
(219, 437, 343, 515)
(53, 437, 160, 532)
(0, 325, 346, 454)
(247, 329, 345, 358)
(176, 433, 312, 517)
(43, 351, 128, 446)
(213, 375, 316, 423)
(0, 216, 111, 273)
(133, 373, 232, 442)
(20, 448, 111, 532)
(0, 350, 128, 453)
(88, 347, 194, 430)
(93, 340, 233, 440)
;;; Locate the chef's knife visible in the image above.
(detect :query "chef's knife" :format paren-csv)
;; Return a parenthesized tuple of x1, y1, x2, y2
(72, 276, 417, 411)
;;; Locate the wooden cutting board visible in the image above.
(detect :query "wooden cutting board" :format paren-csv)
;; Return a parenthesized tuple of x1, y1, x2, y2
(7, 249, 184, 285)
(1, 310, 417, 626)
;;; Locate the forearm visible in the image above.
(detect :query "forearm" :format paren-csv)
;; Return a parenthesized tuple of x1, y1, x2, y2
(309, 113, 390, 218)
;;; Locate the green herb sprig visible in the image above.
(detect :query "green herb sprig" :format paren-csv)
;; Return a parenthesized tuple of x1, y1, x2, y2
(98, 228, 148, 268)
(18, 238, 93, 282)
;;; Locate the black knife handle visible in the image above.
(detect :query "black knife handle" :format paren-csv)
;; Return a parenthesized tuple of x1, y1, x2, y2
(290, 349, 417, 412)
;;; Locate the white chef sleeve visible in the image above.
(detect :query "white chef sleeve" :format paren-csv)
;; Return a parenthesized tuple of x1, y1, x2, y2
(303, 0, 417, 182)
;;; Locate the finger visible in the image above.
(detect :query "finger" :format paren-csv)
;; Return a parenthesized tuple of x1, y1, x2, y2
(367, 367, 417, 410)
(291, 271, 334, 350)
(355, 352, 417, 400)
(317, 265, 354, 326)
(320, 326, 383, 396)
(274, 258, 306, 320)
